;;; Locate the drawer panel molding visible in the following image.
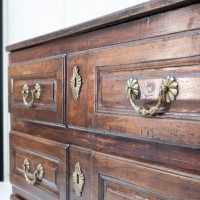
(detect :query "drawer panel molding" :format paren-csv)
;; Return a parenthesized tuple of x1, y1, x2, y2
(10, 131, 68, 200)
(9, 55, 66, 125)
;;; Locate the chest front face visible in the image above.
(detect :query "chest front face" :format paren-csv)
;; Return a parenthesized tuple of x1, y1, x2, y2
(8, 1, 200, 200)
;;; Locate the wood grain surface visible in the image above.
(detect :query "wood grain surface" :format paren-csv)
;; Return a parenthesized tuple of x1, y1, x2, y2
(6, 0, 199, 52)
(7, 1, 200, 199)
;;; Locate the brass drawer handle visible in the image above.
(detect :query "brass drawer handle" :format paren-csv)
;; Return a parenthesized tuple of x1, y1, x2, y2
(22, 159, 44, 185)
(125, 76, 178, 116)
(21, 84, 41, 108)
(73, 163, 85, 197)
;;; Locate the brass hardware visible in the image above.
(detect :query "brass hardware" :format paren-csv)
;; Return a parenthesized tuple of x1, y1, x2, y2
(73, 163, 84, 197)
(70, 66, 82, 100)
(22, 159, 44, 185)
(21, 84, 41, 108)
(125, 76, 178, 116)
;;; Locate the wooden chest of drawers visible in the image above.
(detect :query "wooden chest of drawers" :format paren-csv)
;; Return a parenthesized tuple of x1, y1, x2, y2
(7, 1, 200, 199)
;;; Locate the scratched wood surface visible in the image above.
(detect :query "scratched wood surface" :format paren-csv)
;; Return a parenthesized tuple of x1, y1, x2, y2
(67, 37, 200, 146)
(71, 145, 200, 200)
(7, 1, 200, 199)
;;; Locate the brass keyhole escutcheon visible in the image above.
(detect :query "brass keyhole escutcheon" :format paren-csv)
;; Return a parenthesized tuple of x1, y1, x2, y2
(73, 163, 84, 197)
(70, 66, 82, 100)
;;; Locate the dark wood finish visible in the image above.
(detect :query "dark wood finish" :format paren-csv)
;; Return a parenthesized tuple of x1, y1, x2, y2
(67, 37, 200, 146)
(8, 2, 200, 64)
(7, 1, 200, 199)
(69, 146, 91, 199)
(5, 0, 200, 52)
(70, 145, 200, 200)
(10, 195, 25, 200)
(96, 57, 200, 118)
(12, 187, 39, 200)
(11, 115, 200, 176)
(94, 151, 200, 200)
(8, 55, 66, 125)
(10, 131, 68, 200)
(67, 53, 88, 128)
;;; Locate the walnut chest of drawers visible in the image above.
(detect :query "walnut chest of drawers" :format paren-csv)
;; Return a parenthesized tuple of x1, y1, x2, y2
(7, 1, 200, 199)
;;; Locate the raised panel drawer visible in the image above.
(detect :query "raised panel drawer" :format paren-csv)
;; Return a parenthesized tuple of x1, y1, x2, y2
(10, 131, 68, 200)
(9, 55, 66, 124)
(70, 146, 200, 200)
(67, 35, 200, 146)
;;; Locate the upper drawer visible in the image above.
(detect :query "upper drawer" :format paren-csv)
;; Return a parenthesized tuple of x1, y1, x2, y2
(67, 31, 200, 146)
(9, 55, 66, 125)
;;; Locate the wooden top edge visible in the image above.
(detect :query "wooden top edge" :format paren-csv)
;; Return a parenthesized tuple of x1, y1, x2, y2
(6, 0, 199, 52)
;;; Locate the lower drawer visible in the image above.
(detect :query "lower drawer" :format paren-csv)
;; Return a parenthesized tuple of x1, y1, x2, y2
(11, 187, 39, 200)
(70, 146, 200, 200)
(10, 195, 24, 200)
(10, 131, 68, 200)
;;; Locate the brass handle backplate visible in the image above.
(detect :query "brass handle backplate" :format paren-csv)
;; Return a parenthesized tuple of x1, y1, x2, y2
(22, 159, 44, 185)
(73, 163, 85, 197)
(125, 76, 178, 116)
(21, 84, 41, 108)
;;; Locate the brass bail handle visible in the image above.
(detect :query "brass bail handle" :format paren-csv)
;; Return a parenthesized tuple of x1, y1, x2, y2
(22, 159, 44, 185)
(125, 76, 178, 116)
(21, 84, 41, 108)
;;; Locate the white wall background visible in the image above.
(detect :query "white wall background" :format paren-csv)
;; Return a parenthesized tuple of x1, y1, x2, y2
(3, 0, 148, 181)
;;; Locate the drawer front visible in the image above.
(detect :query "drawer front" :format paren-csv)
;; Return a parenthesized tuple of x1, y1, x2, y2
(69, 146, 91, 199)
(10, 131, 68, 200)
(11, 194, 37, 200)
(67, 54, 88, 128)
(10, 195, 24, 200)
(9, 55, 66, 124)
(70, 146, 200, 200)
(11, 187, 40, 200)
(67, 32, 200, 146)
(93, 154, 200, 200)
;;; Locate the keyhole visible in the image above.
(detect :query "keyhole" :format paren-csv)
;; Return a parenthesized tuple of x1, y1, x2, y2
(77, 174, 79, 184)
(74, 78, 77, 87)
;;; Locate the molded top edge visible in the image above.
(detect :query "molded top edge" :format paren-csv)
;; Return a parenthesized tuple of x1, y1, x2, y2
(6, 0, 198, 52)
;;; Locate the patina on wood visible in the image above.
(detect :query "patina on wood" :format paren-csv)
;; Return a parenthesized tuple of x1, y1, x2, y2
(7, 0, 200, 199)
